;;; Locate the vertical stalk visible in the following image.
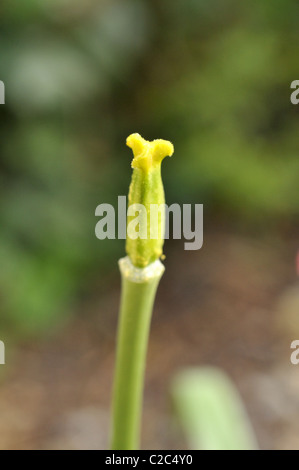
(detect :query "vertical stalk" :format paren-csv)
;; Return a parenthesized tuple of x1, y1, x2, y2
(110, 257, 164, 450)
(110, 133, 173, 450)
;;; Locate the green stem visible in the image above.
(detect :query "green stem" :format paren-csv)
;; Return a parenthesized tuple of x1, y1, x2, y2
(110, 256, 165, 450)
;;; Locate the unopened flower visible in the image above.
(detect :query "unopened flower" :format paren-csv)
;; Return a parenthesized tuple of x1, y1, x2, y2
(126, 133, 174, 268)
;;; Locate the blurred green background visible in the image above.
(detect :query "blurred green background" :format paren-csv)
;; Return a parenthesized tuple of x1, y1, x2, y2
(1, 0, 298, 335)
(0, 0, 299, 451)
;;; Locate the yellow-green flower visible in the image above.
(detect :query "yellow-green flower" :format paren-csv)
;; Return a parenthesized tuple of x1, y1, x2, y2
(126, 133, 174, 268)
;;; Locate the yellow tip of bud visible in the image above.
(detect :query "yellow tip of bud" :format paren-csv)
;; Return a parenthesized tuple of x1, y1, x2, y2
(126, 133, 174, 172)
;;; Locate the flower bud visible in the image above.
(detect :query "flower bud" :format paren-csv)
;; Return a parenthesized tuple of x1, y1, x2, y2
(126, 133, 174, 268)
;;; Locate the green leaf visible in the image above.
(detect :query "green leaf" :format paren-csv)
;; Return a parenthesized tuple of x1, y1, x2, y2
(172, 367, 258, 450)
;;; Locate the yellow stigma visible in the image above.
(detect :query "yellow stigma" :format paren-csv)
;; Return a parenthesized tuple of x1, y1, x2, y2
(126, 133, 174, 172)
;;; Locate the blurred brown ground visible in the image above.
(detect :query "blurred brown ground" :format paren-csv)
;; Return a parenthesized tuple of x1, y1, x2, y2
(0, 229, 298, 450)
